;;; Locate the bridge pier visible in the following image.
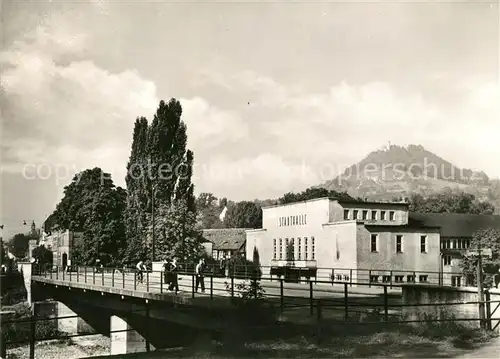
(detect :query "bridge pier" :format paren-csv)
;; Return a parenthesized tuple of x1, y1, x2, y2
(110, 315, 153, 355)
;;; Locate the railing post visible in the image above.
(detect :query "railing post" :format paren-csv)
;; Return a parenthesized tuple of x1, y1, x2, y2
(368, 269, 372, 287)
(56, 266, 59, 280)
(69, 267, 72, 282)
(384, 285, 389, 322)
(316, 299, 322, 344)
(62, 266, 65, 281)
(84, 266, 87, 283)
(134, 272, 137, 291)
(413, 271, 416, 283)
(92, 267, 95, 285)
(29, 306, 35, 359)
(77, 266, 79, 282)
(231, 275, 235, 298)
(145, 301, 150, 352)
(280, 278, 284, 314)
(146, 271, 149, 292)
(390, 270, 393, 289)
(191, 274, 195, 299)
(210, 275, 213, 300)
(102, 269, 104, 286)
(123, 270, 125, 289)
(344, 282, 348, 321)
(309, 280, 314, 315)
(331, 269, 334, 285)
(160, 270, 163, 293)
(112, 269, 115, 287)
(485, 290, 492, 331)
(349, 269, 353, 287)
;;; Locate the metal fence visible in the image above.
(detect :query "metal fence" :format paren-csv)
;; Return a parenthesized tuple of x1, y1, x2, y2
(4, 264, 500, 358)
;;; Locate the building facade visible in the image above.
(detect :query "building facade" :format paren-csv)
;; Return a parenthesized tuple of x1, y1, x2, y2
(41, 230, 83, 269)
(202, 228, 247, 260)
(246, 197, 442, 284)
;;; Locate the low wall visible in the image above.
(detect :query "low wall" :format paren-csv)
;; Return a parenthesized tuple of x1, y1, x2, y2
(402, 284, 500, 332)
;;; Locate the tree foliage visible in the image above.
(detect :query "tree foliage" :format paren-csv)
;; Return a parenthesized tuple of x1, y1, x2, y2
(146, 200, 203, 262)
(409, 190, 495, 214)
(224, 201, 262, 229)
(6, 234, 30, 259)
(32, 246, 53, 267)
(461, 228, 500, 288)
(278, 187, 355, 205)
(48, 168, 127, 266)
(195, 192, 226, 229)
(125, 99, 198, 263)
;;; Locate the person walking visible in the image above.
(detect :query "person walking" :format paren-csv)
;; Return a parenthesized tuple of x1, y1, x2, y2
(195, 258, 205, 293)
(136, 260, 146, 284)
(162, 258, 172, 290)
(169, 258, 179, 294)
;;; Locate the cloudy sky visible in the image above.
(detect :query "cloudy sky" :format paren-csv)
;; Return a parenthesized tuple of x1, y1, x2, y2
(1, 0, 499, 238)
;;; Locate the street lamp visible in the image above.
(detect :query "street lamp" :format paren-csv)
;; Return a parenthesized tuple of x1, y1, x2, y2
(151, 182, 157, 262)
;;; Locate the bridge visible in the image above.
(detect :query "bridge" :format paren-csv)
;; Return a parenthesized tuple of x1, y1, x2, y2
(19, 262, 402, 355)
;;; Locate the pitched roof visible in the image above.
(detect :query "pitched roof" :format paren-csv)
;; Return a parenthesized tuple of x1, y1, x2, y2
(408, 212, 500, 238)
(201, 228, 247, 251)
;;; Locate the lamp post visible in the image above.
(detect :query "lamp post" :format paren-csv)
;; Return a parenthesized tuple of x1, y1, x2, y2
(151, 182, 157, 262)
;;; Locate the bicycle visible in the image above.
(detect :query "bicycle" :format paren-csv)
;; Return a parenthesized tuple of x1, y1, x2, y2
(136, 270, 144, 285)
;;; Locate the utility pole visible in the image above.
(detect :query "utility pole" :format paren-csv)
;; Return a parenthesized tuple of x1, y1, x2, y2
(152, 181, 155, 262)
(477, 240, 486, 329)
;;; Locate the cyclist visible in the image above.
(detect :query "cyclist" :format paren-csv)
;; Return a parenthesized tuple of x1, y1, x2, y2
(136, 260, 146, 284)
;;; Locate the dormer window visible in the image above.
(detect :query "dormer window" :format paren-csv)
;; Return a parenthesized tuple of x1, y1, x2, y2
(371, 211, 377, 220)
(353, 210, 359, 220)
(362, 210, 368, 220)
(381, 211, 387, 220)
(344, 210, 350, 220)
(389, 211, 395, 221)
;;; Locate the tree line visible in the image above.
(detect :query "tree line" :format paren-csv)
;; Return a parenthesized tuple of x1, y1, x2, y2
(4, 98, 497, 269)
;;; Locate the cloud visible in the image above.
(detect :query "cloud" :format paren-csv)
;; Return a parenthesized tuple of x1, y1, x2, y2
(0, 17, 247, 192)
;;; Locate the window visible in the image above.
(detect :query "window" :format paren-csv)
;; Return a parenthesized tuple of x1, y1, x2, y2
(290, 238, 295, 260)
(451, 276, 461, 287)
(353, 210, 359, 220)
(343, 275, 350, 281)
(441, 239, 450, 249)
(297, 238, 301, 260)
(305, 214, 307, 224)
(273, 239, 277, 259)
(407, 275, 415, 283)
(466, 239, 471, 248)
(304, 237, 308, 260)
(420, 235, 427, 253)
(443, 255, 451, 266)
(419, 275, 428, 283)
(370, 275, 379, 283)
(344, 209, 350, 220)
(396, 235, 403, 253)
(371, 211, 377, 220)
(395, 275, 404, 283)
(381, 211, 386, 220)
(389, 211, 395, 221)
(453, 239, 457, 249)
(371, 234, 378, 252)
(362, 210, 368, 220)
(311, 237, 315, 260)
(336, 274, 342, 281)
(279, 239, 283, 260)
(382, 275, 391, 283)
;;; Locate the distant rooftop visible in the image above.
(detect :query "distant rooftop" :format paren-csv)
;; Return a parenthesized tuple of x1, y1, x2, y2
(409, 212, 500, 238)
(262, 197, 409, 209)
(202, 228, 248, 251)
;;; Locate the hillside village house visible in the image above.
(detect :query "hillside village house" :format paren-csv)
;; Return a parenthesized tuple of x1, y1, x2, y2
(202, 228, 247, 260)
(245, 197, 500, 286)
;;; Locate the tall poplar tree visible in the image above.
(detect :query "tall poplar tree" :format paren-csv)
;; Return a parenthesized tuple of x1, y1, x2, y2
(125, 99, 201, 263)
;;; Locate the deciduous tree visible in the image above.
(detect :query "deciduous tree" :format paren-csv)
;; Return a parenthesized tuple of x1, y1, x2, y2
(125, 99, 198, 263)
(461, 228, 500, 288)
(224, 201, 262, 229)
